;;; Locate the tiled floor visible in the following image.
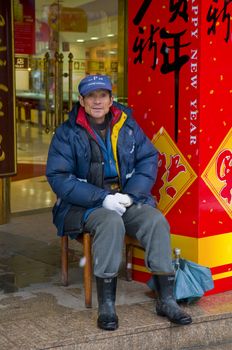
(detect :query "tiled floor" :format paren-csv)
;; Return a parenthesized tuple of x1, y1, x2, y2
(11, 175, 56, 213)
(11, 122, 55, 213)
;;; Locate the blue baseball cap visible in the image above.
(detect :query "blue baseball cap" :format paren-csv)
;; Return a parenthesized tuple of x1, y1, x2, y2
(78, 75, 112, 96)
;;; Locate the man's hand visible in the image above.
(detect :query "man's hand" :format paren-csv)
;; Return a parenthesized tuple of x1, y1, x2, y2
(102, 194, 126, 216)
(114, 193, 133, 207)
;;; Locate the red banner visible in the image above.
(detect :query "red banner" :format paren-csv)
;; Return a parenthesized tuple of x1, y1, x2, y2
(14, 0, 35, 55)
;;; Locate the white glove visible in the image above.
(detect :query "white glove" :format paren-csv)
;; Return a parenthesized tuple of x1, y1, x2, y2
(102, 194, 126, 216)
(114, 193, 133, 207)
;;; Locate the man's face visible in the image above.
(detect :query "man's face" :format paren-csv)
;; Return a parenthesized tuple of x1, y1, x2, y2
(79, 89, 113, 123)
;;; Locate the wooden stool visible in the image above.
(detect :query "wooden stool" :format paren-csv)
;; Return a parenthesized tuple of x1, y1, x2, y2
(61, 233, 143, 308)
(61, 233, 92, 308)
(124, 235, 144, 281)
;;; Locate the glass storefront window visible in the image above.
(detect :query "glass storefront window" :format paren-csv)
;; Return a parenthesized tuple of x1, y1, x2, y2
(13, 0, 127, 213)
(15, 0, 124, 100)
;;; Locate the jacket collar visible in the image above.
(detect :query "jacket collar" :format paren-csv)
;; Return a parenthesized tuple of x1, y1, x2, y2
(70, 102, 126, 129)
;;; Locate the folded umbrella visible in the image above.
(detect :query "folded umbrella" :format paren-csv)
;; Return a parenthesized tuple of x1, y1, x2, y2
(180, 258, 215, 293)
(147, 248, 214, 304)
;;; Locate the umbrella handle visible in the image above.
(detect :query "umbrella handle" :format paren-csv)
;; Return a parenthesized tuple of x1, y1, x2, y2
(174, 248, 181, 257)
(174, 247, 181, 270)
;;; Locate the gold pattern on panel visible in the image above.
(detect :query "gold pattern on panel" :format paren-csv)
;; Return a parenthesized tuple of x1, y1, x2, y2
(201, 128, 232, 219)
(152, 128, 197, 215)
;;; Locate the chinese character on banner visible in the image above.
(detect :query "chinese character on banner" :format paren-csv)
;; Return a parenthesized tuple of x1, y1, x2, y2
(201, 128, 232, 219)
(169, 0, 189, 23)
(216, 150, 232, 204)
(131, 0, 190, 142)
(206, 0, 232, 43)
(152, 128, 197, 215)
(154, 153, 186, 202)
(0, 135, 6, 162)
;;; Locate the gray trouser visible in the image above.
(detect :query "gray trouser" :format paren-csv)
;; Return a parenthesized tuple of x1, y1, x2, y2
(84, 204, 174, 278)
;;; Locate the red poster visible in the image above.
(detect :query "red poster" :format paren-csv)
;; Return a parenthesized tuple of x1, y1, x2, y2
(14, 0, 35, 55)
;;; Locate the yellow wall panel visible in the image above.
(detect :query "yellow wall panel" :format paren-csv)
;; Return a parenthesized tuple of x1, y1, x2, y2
(198, 232, 232, 267)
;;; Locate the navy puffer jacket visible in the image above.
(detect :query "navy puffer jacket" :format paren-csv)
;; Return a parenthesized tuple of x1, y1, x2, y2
(46, 101, 159, 236)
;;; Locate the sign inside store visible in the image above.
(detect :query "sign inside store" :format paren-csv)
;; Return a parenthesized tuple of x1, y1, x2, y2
(15, 56, 28, 69)
(0, 2, 16, 176)
(14, 0, 35, 55)
(59, 7, 87, 32)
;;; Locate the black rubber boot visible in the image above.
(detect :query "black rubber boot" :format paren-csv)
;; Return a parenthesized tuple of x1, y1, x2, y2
(96, 276, 118, 331)
(153, 275, 192, 325)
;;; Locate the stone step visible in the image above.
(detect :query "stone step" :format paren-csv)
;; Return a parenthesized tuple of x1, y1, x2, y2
(1, 290, 232, 350)
(184, 343, 232, 350)
(53, 300, 231, 350)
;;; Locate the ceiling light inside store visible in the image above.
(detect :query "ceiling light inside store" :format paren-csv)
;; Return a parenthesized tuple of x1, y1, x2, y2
(90, 37, 99, 40)
(76, 39, 85, 42)
(107, 34, 114, 37)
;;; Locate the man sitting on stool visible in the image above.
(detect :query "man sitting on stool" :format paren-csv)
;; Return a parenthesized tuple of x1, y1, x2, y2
(46, 74, 192, 330)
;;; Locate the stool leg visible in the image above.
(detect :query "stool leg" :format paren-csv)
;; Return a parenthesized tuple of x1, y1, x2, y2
(126, 244, 133, 281)
(61, 236, 68, 286)
(83, 233, 92, 308)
